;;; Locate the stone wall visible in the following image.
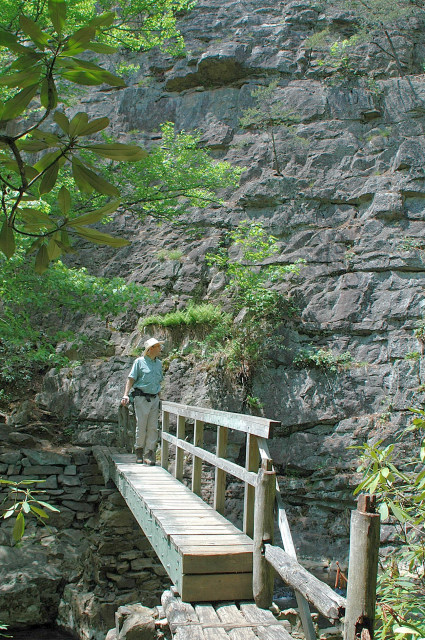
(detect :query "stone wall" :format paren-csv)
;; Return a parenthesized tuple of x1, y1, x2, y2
(0, 426, 169, 640)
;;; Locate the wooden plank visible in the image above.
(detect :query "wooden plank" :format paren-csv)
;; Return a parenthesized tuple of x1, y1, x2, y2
(215, 604, 257, 640)
(214, 425, 228, 515)
(171, 533, 252, 547)
(161, 410, 170, 469)
(192, 419, 204, 496)
(243, 434, 258, 537)
(162, 432, 258, 486)
(180, 573, 253, 603)
(175, 414, 186, 481)
(195, 605, 229, 640)
(181, 549, 252, 574)
(162, 401, 279, 438)
(162, 590, 204, 639)
(239, 604, 294, 640)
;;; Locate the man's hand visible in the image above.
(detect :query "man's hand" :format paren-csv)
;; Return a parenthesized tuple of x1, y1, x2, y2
(121, 395, 130, 406)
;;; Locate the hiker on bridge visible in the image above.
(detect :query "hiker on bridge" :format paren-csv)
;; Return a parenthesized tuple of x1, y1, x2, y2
(121, 337, 163, 465)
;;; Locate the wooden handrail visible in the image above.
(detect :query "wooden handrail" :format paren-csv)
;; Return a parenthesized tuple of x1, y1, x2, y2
(160, 402, 279, 538)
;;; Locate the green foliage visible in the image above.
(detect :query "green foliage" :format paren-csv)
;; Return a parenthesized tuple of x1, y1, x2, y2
(207, 220, 304, 318)
(0, 477, 60, 544)
(308, 0, 425, 85)
(0, 0, 193, 54)
(0, 0, 153, 270)
(294, 347, 353, 372)
(353, 409, 425, 639)
(157, 248, 184, 261)
(140, 303, 229, 329)
(0, 241, 155, 387)
(116, 123, 243, 222)
(240, 81, 301, 175)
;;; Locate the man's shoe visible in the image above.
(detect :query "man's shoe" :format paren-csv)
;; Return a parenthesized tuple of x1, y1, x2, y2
(143, 450, 156, 466)
(135, 448, 144, 464)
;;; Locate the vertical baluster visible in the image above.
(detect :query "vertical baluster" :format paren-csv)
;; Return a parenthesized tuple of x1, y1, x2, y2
(214, 425, 228, 514)
(175, 415, 185, 481)
(243, 433, 259, 537)
(192, 419, 204, 496)
(161, 410, 170, 469)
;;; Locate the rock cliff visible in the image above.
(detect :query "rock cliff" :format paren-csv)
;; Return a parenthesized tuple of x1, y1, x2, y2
(2, 0, 425, 635)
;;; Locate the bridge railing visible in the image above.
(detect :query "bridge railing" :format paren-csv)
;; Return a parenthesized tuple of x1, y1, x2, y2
(160, 400, 279, 538)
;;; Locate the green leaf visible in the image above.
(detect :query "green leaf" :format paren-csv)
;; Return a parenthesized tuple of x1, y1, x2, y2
(61, 68, 125, 87)
(58, 185, 71, 214)
(48, 0, 66, 34)
(1, 83, 39, 121)
(35, 500, 60, 512)
(31, 130, 62, 147)
(0, 69, 40, 88)
(34, 150, 62, 173)
(22, 501, 30, 513)
(72, 158, 119, 196)
(3, 508, 15, 519)
(54, 111, 70, 134)
(61, 26, 96, 55)
(88, 11, 115, 28)
(39, 161, 59, 195)
(40, 76, 58, 110)
(12, 512, 25, 543)
(11, 51, 44, 69)
(16, 139, 49, 152)
(70, 199, 120, 225)
(20, 208, 55, 227)
(0, 29, 28, 53)
(388, 500, 409, 523)
(77, 116, 109, 136)
(35, 245, 50, 274)
(378, 502, 389, 520)
(47, 235, 62, 261)
(26, 237, 44, 254)
(65, 58, 125, 87)
(69, 112, 89, 137)
(19, 15, 50, 48)
(0, 221, 15, 258)
(72, 225, 130, 247)
(29, 505, 49, 519)
(87, 42, 117, 54)
(87, 143, 147, 161)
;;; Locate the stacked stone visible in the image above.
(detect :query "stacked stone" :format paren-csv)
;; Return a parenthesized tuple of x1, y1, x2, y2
(0, 443, 169, 640)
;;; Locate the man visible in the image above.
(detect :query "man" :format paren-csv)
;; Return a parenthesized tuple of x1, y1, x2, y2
(121, 338, 163, 465)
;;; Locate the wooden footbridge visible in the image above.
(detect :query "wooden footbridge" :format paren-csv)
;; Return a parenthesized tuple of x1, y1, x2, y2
(97, 401, 380, 640)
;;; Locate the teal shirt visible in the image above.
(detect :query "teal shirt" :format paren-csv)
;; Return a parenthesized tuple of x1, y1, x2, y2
(129, 355, 163, 394)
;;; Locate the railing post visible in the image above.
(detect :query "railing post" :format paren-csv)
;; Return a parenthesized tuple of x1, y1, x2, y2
(253, 461, 275, 609)
(175, 415, 186, 481)
(161, 410, 170, 469)
(214, 425, 228, 514)
(344, 494, 380, 640)
(244, 433, 259, 538)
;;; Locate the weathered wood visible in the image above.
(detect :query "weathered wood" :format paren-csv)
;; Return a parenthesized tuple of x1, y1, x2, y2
(192, 419, 204, 496)
(216, 604, 257, 640)
(181, 573, 253, 603)
(253, 468, 275, 609)
(239, 603, 294, 640)
(175, 414, 186, 481)
(214, 426, 228, 514)
(161, 590, 204, 639)
(195, 605, 229, 640)
(161, 410, 170, 469)
(276, 493, 316, 640)
(244, 434, 259, 537)
(344, 495, 380, 640)
(162, 432, 258, 486)
(162, 401, 279, 438)
(264, 545, 346, 622)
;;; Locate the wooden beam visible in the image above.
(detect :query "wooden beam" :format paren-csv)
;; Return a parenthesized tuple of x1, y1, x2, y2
(192, 419, 204, 497)
(243, 434, 259, 538)
(214, 426, 228, 515)
(162, 401, 279, 438)
(344, 495, 380, 640)
(175, 415, 186, 481)
(253, 468, 275, 609)
(161, 410, 170, 469)
(264, 545, 346, 622)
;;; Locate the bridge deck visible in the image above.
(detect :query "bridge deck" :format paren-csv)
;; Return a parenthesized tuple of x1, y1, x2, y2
(110, 454, 254, 601)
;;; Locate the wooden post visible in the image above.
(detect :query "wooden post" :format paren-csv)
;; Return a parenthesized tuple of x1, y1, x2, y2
(161, 410, 170, 469)
(214, 425, 228, 514)
(192, 419, 204, 496)
(253, 461, 275, 608)
(244, 433, 259, 538)
(175, 415, 185, 481)
(344, 495, 380, 640)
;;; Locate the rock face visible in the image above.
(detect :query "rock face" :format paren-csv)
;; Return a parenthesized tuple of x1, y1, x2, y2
(4, 0, 425, 633)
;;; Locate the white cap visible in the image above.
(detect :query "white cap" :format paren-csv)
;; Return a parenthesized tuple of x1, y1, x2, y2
(143, 338, 161, 354)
